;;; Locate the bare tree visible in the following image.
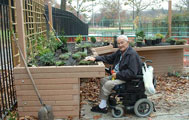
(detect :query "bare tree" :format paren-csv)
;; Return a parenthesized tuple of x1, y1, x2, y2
(61, 0, 67, 10)
(125, 0, 164, 17)
(176, 0, 189, 11)
(68, 0, 97, 18)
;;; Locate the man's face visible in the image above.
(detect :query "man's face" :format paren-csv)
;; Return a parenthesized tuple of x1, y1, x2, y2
(117, 38, 129, 52)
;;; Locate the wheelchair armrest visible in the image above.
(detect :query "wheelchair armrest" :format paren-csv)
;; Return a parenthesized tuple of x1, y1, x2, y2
(105, 67, 112, 75)
(132, 75, 143, 79)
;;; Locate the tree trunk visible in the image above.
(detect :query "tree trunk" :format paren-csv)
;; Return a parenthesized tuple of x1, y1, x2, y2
(61, 0, 66, 10)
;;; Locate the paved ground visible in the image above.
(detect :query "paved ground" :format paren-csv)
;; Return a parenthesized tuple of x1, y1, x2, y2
(80, 75, 189, 120)
(80, 92, 189, 120)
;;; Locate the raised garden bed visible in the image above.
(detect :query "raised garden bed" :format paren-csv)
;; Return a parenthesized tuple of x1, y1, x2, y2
(14, 40, 105, 119)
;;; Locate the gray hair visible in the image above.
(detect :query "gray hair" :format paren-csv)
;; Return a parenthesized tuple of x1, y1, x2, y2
(117, 35, 128, 42)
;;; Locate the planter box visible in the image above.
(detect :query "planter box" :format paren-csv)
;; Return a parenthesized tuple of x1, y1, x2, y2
(14, 50, 105, 119)
(93, 45, 189, 75)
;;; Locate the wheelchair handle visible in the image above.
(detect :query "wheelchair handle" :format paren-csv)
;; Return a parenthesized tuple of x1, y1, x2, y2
(145, 60, 152, 63)
(140, 56, 145, 59)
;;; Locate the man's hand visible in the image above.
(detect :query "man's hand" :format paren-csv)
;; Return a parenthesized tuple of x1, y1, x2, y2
(84, 56, 96, 61)
(112, 73, 116, 79)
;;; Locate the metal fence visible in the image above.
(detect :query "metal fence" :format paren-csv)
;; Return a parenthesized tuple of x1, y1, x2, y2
(45, 6, 88, 35)
(0, 0, 16, 119)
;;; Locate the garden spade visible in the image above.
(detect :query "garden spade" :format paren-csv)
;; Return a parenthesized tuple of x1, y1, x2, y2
(13, 33, 54, 120)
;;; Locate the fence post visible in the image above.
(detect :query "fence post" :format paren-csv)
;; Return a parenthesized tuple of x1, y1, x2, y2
(15, 0, 26, 67)
(48, 2, 53, 31)
(168, 0, 172, 37)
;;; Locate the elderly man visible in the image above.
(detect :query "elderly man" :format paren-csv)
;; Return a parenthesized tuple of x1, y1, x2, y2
(86, 35, 142, 113)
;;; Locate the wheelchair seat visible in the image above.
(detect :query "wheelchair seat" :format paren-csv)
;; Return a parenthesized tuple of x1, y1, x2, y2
(113, 75, 145, 93)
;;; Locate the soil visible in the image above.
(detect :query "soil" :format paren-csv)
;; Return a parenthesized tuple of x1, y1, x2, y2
(80, 74, 189, 120)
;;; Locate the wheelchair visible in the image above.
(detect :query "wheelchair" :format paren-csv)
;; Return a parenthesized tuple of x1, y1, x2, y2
(105, 58, 156, 118)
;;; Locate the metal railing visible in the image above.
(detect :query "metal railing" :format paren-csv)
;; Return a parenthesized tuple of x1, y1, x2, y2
(0, 0, 16, 119)
(45, 6, 88, 35)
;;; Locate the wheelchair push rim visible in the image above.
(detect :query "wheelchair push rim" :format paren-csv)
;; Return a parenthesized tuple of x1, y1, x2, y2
(134, 98, 153, 117)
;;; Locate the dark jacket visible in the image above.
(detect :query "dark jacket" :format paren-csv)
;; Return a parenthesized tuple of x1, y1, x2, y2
(95, 46, 142, 81)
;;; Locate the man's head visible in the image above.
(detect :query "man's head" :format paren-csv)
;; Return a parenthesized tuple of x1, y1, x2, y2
(117, 35, 129, 52)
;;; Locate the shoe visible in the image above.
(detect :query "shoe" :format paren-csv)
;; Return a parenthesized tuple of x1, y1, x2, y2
(91, 105, 108, 114)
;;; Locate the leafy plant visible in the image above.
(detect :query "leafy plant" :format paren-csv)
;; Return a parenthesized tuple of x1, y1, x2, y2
(129, 41, 135, 47)
(59, 52, 71, 60)
(72, 53, 81, 60)
(61, 47, 68, 53)
(136, 36, 143, 42)
(76, 52, 87, 58)
(7, 110, 18, 120)
(56, 60, 65, 66)
(75, 34, 83, 44)
(91, 36, 96, 43)
(79, 60, 92, 65)
(59, 35, 68, 46)
(175, 39, 187, 45)
(145, 36, 153, 40)
(136, 30, 145, 39)
(37, 48, 51, 57)
(47, 32, 62, 52)
(39, 52, 55, 66)
(166, 37, 175, 43)
(155, 33, 164, 39)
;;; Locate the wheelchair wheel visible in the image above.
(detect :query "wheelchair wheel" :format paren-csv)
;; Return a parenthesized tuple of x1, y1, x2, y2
(111, 106, 124, 118)
(134, 98, 153, 117)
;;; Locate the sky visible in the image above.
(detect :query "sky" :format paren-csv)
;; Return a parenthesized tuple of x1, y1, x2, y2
(55, 0, 181, 11)
(55, 0, 181, 21)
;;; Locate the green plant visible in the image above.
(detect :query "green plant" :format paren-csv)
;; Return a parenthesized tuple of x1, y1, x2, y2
(7, 110, 18, 120)
(129, 41, 135, 47)
(79, 60, 92, 65)
(39, 52, 55, 66)
(77, 43, 92, 49)
(72, 53, 81, 60)
(56, 60, 65, 66)
(59, 53, 70, 60)
(136, 36, 143, 42)
(175, 39, 187, 45)
(136, 30, 145, 39)
(48, 32, 62, 52)
(76, 52, 87, 58)
(75, 34, 83, 44)
(175, 71, 181, 77)
(155, 33, 164, 39)
(166, 37, 175, 43)
(37, 48, 51, 57)
(59, 35, 68, 45)
(91, 36, 96, 43)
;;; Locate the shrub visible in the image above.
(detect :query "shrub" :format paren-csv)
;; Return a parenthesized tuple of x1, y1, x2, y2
(136, 30, 145, 39)
(59, 36, 68, 45)
(55, 60, 65, 66)
(75, 34, 83, 44)
(176, 39, 187, 45)
(91, 36, 96, 43)
(166, 37, 175, 43)
(76, 52, 87, 58)
(39, 52, 55, 66)
(72, 53, 81, 60)
(136, 36, 143, 42)
(59, 53, 71, 60)
(155, 33, 164, 39)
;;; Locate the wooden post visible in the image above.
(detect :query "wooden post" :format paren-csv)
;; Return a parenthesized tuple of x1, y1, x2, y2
(168, 0, 172, 37)
(15, 0, 26, 67)
(48, 2, 53, 31)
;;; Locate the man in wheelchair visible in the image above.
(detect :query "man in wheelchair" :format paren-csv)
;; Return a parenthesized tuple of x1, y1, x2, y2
(86, 35, 152, 117)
